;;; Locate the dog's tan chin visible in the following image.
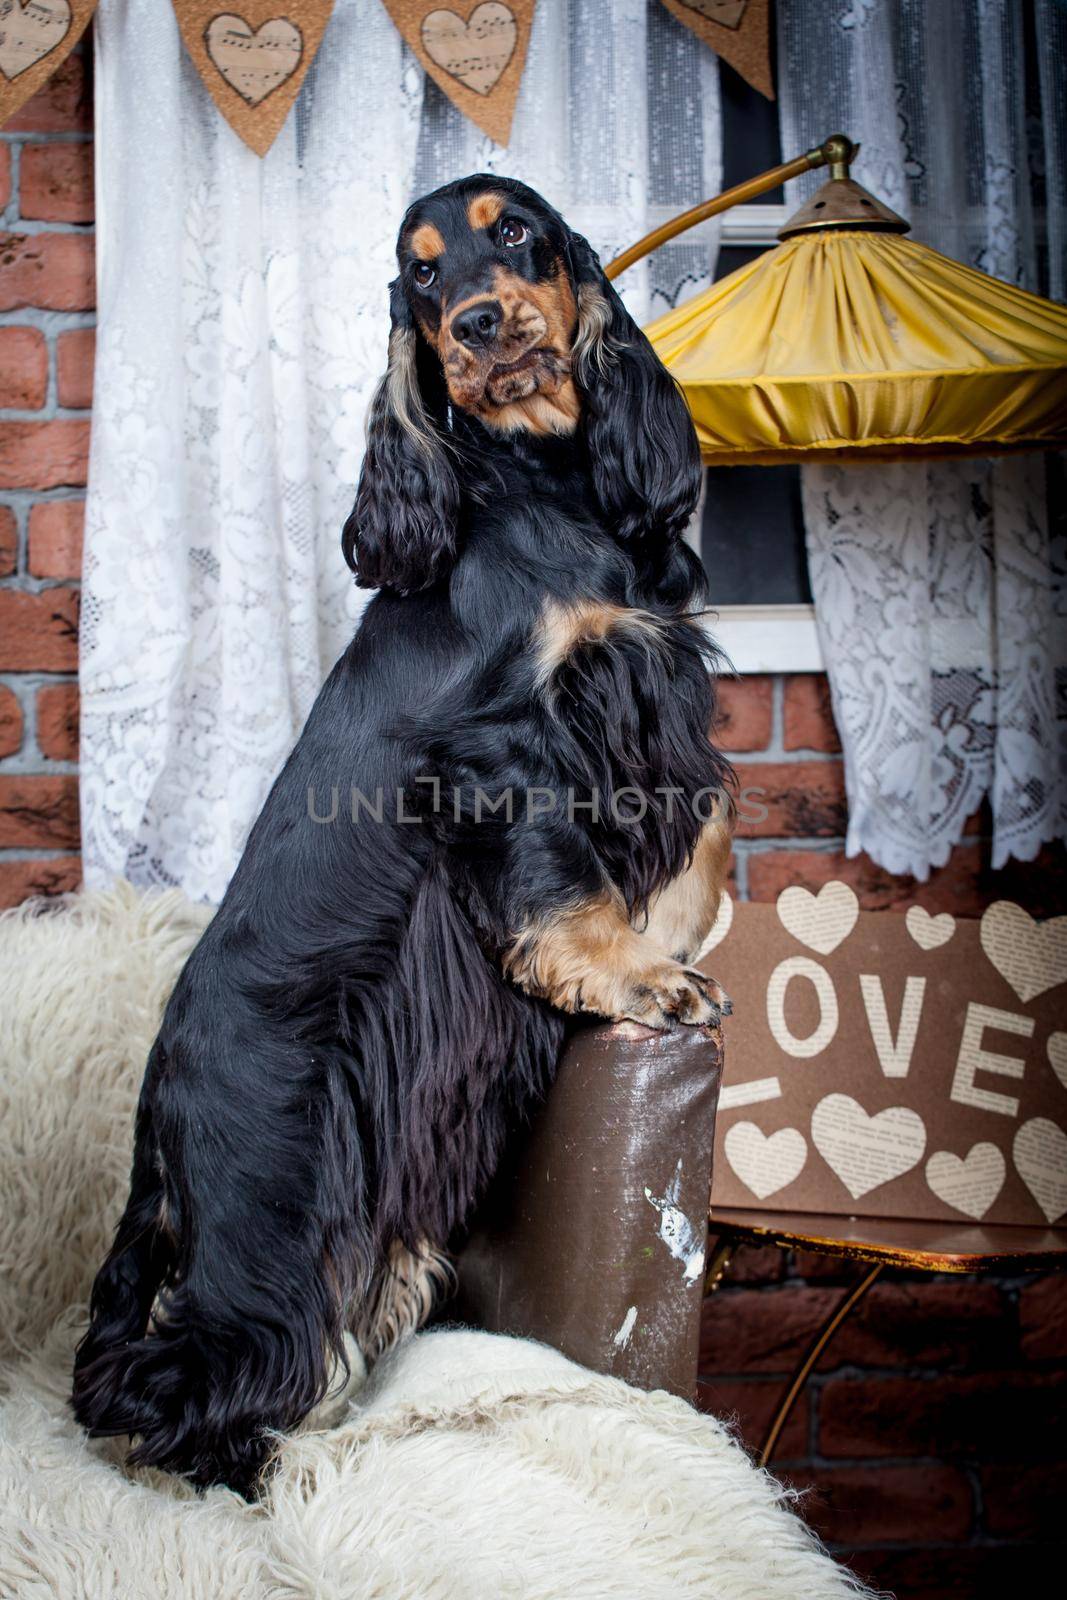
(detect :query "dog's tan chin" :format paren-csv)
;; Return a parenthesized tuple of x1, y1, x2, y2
(486, 366, 542, 405)
(446, 350, 578, 435)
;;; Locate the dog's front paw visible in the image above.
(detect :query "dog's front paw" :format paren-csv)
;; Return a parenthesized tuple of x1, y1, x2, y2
(620, 961, 729, 1030)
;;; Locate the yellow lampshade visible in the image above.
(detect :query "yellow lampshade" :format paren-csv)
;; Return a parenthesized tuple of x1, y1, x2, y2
(644, 230, 1067, 465)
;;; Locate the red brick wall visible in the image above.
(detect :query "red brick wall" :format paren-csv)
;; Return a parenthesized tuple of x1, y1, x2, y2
(701, 673, 1067, 1597)
(2, 50, 1065, 1596)
(718, 673, 1066, 920)
(0, 50, 92, 911)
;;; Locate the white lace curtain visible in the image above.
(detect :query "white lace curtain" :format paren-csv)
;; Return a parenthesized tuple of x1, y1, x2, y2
(778, 0, 1067, 879)
(81, 0, 723, 901)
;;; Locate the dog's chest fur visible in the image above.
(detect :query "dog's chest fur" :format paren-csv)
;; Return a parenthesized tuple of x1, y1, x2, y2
(413, 517, 723, 919)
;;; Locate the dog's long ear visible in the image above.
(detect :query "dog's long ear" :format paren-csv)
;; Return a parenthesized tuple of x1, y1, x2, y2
(342, 278, 459, 594)
(567, 233, 702, 553)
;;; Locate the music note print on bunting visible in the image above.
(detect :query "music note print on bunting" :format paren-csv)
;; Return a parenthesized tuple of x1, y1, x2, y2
(421, 3, 516, 97)
(382, 0, 536, 146)
(171, 1, 334, 156)
(0, 0, 95, 131)
(205, 13, 303, 107)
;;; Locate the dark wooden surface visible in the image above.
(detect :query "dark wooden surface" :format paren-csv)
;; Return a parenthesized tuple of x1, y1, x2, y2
(710, 1206, 1067, 1273)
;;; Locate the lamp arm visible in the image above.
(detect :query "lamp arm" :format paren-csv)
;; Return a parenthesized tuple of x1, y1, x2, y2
(603, 133, 855, 281)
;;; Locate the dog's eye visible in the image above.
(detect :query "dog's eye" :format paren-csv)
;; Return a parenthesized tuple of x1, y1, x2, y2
(500, 218, 529, 248)
(413, 263, 437, 289)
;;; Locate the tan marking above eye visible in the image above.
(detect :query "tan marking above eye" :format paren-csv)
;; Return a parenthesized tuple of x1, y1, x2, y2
(410, 221, 446, 261)
(467, 191, 507, 231)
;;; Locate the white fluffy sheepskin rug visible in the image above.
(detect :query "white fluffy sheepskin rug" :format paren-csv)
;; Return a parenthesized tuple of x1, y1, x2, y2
(0, 886, 876, 1600)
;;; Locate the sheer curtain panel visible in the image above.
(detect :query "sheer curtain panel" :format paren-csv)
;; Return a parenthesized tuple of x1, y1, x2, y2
(778, 0, 1066, 879)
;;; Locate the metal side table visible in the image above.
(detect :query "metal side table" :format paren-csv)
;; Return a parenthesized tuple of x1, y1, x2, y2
(705, 1207, 1067, 1466)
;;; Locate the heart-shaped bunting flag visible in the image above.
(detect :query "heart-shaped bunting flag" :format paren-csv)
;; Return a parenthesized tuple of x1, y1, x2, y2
(658, 0, 772, 99)
(0, 0, 95, 131)
(171, 1, 334, 156)
(380, 0, 535, 146)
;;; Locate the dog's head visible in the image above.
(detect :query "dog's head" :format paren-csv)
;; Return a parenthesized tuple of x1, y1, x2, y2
(399, 181, 581, 433)
(345, 176, 701, 594)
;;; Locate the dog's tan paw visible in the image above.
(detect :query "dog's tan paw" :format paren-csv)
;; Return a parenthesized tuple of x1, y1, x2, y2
(693, 969, 732, 1018)
(620, 962, 727, 1030)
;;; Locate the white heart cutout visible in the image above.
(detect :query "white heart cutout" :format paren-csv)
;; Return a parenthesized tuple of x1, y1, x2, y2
(205, 14, 304, 108)
(421, 3, 518, 96)
(0, 0, 71, 83)
(777, 882, 859, 956)
(1047, 1033, 1067, 1093)
(811, 1094, 926, 1200)
(926, 1144, 1005, 1220)
(980, 902, 1067, 1004)
(723, 1123, 807, 1200)
(906, 906, 956, 951)
(1013, 1118, 1067, 1224)
(696, 890, 733, 958)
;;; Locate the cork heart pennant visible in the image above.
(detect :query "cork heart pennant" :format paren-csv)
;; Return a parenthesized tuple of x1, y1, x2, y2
(0, 0, 97, 130)
(658, 0, 773, 100)
(171, 1, 335, 157)
(381, 0, 536, 147)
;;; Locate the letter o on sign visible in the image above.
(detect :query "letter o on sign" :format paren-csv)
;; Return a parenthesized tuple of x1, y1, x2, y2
(766, 956, 839, 1058)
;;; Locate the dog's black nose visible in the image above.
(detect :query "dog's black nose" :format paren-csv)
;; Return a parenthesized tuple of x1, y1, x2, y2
(452, 300, 502, 349)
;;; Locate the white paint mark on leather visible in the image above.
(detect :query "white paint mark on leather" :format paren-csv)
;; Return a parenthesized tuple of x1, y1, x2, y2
(613, 1305, 638, 1349)
(644, 1159, 705, 1285)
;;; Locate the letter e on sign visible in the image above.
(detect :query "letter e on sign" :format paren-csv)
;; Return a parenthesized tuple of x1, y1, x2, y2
(950, 1003, 1034, 1117)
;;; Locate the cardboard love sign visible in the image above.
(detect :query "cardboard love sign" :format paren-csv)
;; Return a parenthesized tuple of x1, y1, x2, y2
(702, 895, 1067, 1228)
(381, 0, 535, 146)
(0, 0, 96, 131)
(657, 0, 772, 101)
(171, 1, 334, 156)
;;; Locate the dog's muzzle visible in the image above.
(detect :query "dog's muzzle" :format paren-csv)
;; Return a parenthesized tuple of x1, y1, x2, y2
(443, 298, 565, 409)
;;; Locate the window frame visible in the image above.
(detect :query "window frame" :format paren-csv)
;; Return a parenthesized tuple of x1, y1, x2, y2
(708, 604, 823, 674)
(691, 202, 822, 674)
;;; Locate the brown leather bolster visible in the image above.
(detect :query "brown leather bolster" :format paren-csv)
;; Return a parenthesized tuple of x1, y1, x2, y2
(452, 1018, 723, 1399)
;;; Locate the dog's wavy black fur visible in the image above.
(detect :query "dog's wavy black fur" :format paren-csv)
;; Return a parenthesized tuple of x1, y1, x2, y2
(73, 175, 732, 1496)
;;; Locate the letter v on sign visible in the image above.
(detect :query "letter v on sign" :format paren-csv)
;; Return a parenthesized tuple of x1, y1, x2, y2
(859, 974, 926, 1079)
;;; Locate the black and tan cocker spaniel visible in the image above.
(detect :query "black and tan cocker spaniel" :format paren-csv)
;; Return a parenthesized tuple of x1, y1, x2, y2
(73, 175, 734, 1495)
